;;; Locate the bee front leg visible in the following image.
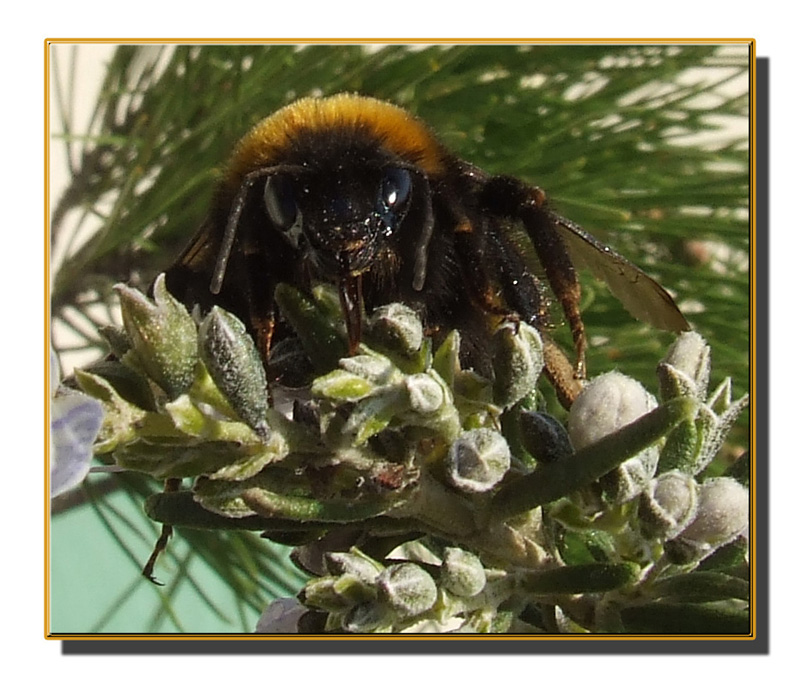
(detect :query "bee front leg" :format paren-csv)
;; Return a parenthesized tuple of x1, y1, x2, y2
(248, 294, 278, 408)
(241, 260, 277, 403)
(251, 309, 276, 366)
(452, 219, 517, 320)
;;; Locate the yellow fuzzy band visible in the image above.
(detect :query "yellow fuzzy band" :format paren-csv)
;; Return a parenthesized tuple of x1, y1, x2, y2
(225, 93, 446, 185)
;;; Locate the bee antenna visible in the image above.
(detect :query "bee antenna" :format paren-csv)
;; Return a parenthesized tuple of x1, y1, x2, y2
(211, 167, 275, 295)
(412, 178, 434, 292)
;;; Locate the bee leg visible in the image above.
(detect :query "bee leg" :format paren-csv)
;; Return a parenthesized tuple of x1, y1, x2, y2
(237, 255, 277, 402)
(487, 223, 585, 407)
(480, 176, 587, 380)
(338, 274, 364, 356)
(251, 310, 276, 365)
(243, 273, 277, 405)
(486, 222, 550, 330)
(522, 205, 587, 380)
(541, 334, 585, 408)
(142, 477, 181, 585)
(452, 219, 515, 319)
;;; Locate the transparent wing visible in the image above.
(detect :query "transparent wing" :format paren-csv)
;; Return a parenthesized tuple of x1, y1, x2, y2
(552, 214, 690, 332)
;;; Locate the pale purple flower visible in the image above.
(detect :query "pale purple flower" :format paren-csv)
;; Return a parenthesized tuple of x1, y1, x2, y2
(50, 350, 104, 498)
(255, 598, 307, 633)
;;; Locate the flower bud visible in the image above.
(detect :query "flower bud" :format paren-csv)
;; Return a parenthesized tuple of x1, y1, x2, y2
(441, 547, 486, 598)
(368, 303, 424, 356)
(198, 306, 269, 435)
(405, 373, 445, 414)
(115, 275, 198, 399)
(376, 562, 438, 617)
(492, 322, 544, 409)
(518, 410, 575, 464)
(343, 601, 390, 633)
(678, 477, 749, 548)
(302, 573, 373, 612)
(658, 331, 711, 401)
(312, 369, 374, 401)
(657, 419, 700, 474)
(665, 476, 749, 564)
(446, 427, 511, 493)
(601, 446, 660, 505)
(638, 470, 698, 540)
(568, 371, 658, 451)
(339, 390, 403, 445)
(568, 372, 660, 503)
(324, 549, 383, 584)
(274, 283, 348, 373)
(432, 330, 461, 387)
(692, 390, 750, 476)
(338, 352, 396, 384)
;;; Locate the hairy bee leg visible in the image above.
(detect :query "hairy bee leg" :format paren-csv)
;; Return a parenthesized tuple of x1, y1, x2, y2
(250, 310, 277, 406)
(339, 275, 363, 355)
(485, 223, 585, 406)
(251, 311, 276, 364)
(142, 526, 173, 586)
(523, 206, 587, 380)
(241, 254, 277, 371)
(211, 167, 281, 295)
(142, 477, 181, 585)
(486, 225, 550, 330)
(411, 176, 436, 292)
(452, 221, 514, 318)
(541, 334, 585, 408)
(480, 176, 587, 380)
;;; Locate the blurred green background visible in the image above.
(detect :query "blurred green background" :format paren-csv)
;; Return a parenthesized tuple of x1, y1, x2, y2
(48, 42, 750, 633)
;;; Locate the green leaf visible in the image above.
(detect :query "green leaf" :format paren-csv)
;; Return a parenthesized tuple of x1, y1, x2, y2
(311, 369, 375, 401)
(145, 491, 311, 532)
(113, 440, 259, 480)
(240, 486, 408, 524)
(274, 283, 348, 373)
(74, 369, 147, 454)
(620, 601, 750, 635)
(517, 562, 640, 594)
(650, 571, 750, 603)
(491, 397, 698, 519)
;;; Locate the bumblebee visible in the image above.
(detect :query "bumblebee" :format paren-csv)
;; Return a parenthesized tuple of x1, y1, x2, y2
(165, 93, 689, 405)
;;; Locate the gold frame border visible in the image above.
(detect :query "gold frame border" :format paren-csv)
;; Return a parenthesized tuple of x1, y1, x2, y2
(44, 37, 757, 643)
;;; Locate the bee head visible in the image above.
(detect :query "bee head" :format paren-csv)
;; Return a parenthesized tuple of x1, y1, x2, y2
(262, 160, 414, 280)
(209, 95, 442, 352)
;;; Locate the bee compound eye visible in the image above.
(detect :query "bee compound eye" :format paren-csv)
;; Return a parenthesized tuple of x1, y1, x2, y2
(264, 174, 300, 232)
(380, 167, 412, 211)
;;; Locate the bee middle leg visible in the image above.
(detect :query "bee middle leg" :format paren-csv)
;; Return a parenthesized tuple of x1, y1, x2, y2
(487, 225, 585, 408)
(451, 218, 583, 407)
(479, 176, 587, 381)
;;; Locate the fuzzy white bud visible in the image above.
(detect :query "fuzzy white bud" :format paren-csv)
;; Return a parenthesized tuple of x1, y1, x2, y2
(568, 371, 658, 451)
(446, 428, 511, 493)
(678, 477, 749, 548)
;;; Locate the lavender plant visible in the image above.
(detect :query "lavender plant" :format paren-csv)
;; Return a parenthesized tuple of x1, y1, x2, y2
(75, 277, 750, 634)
